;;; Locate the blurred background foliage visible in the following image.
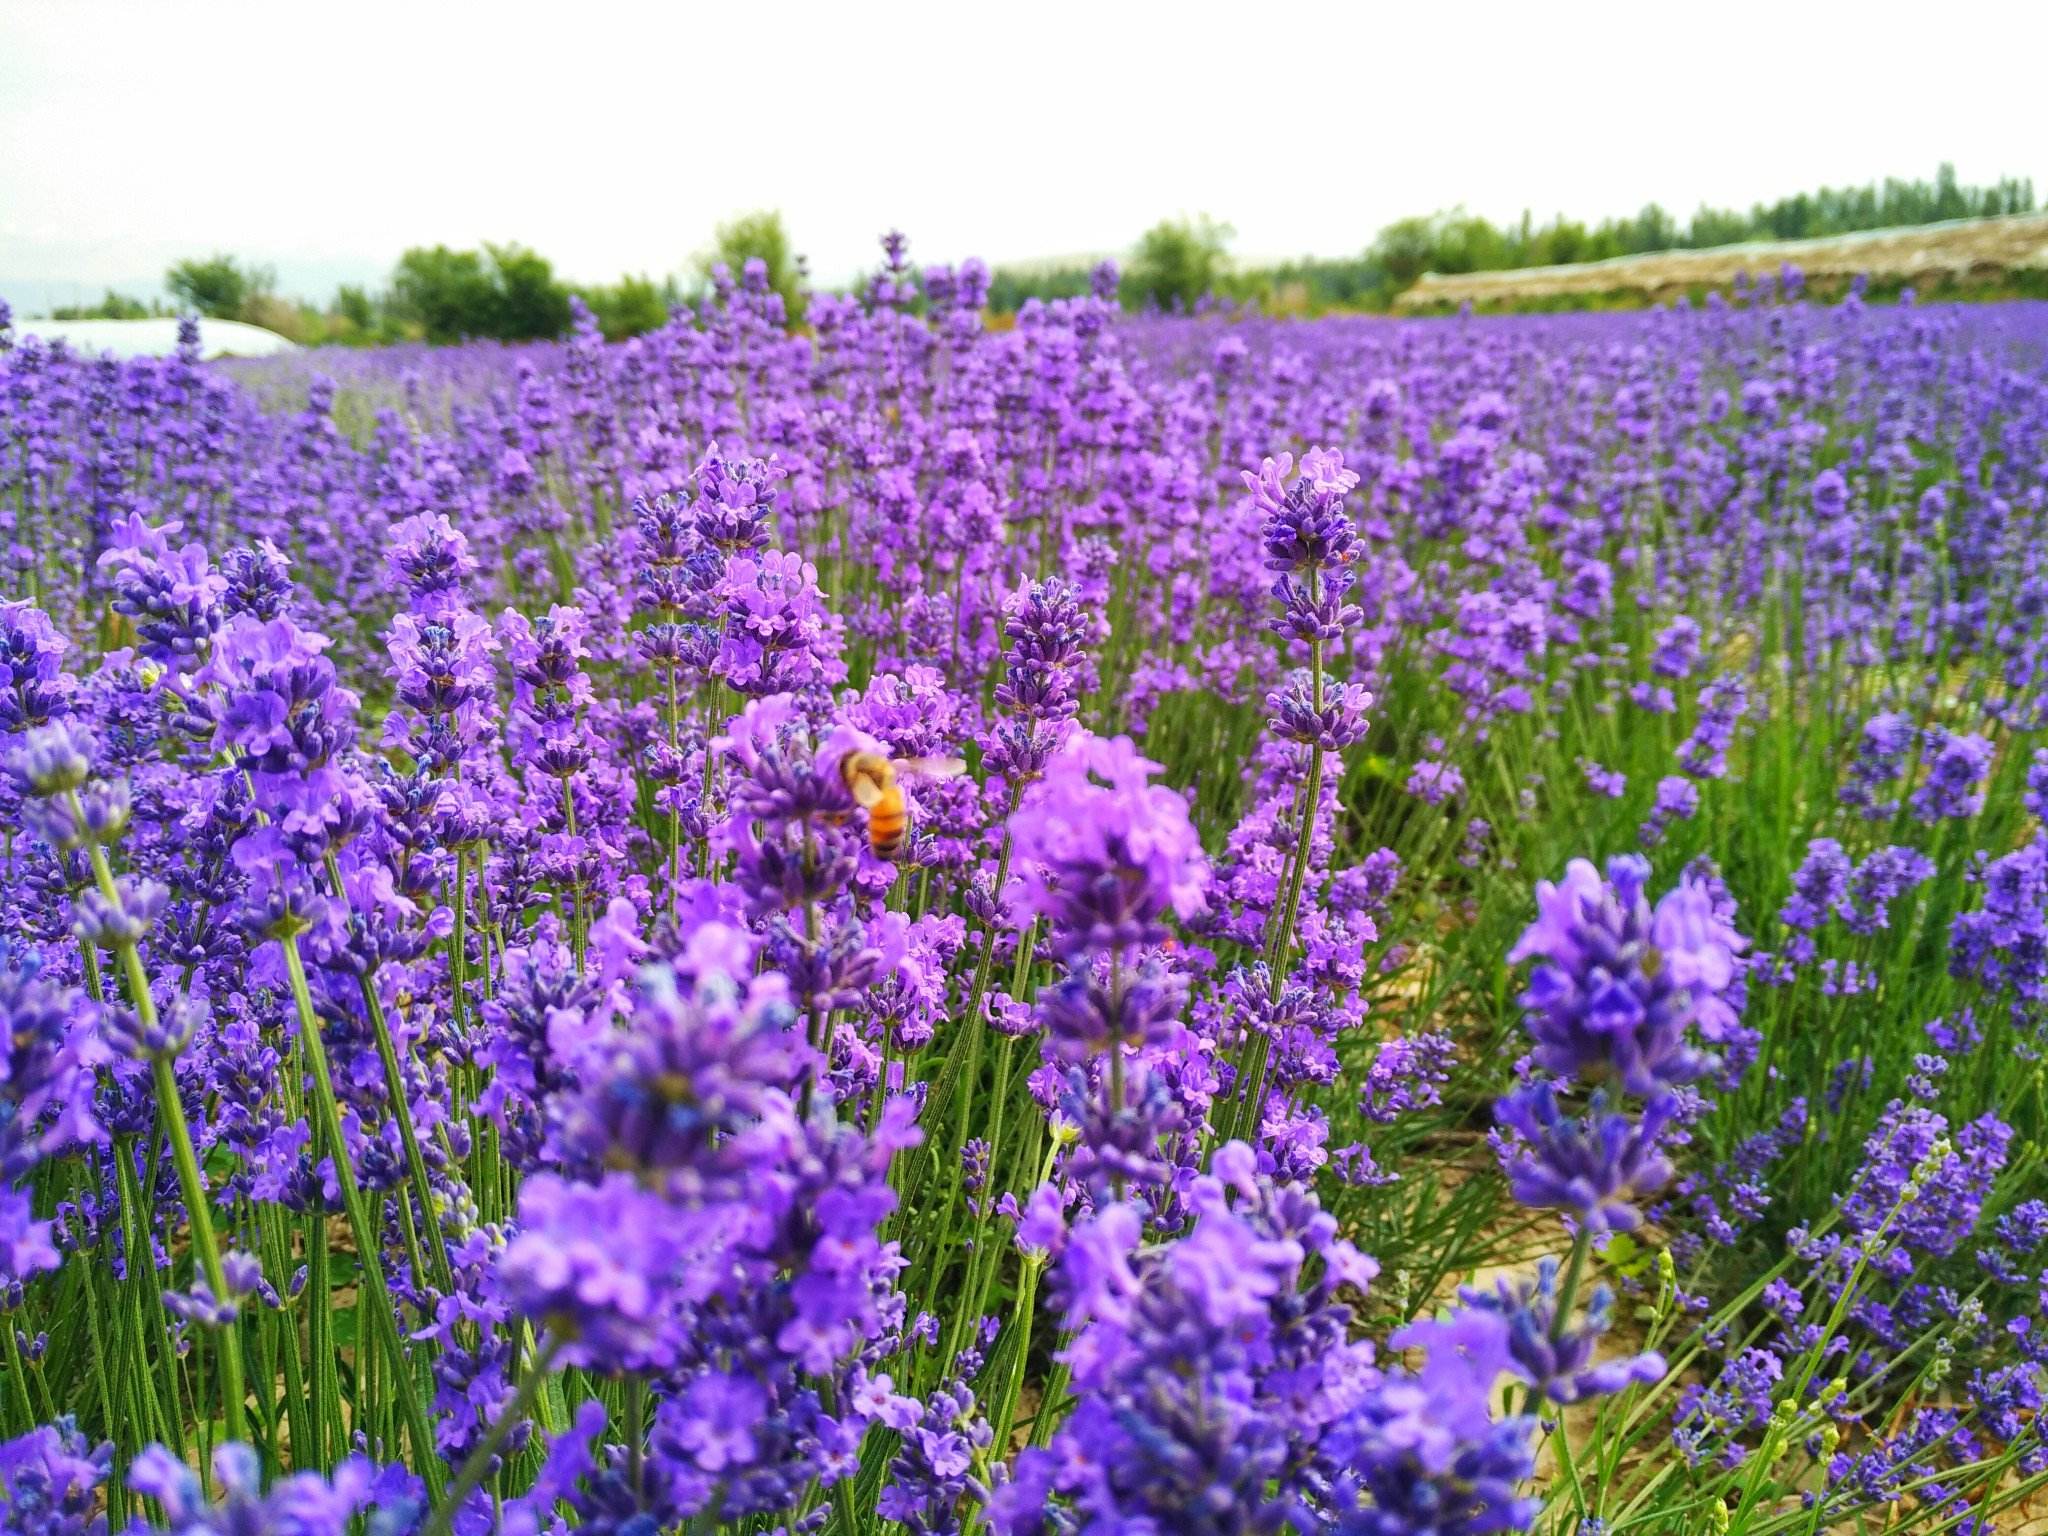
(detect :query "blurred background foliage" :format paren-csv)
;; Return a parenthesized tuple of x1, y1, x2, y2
(42, 164, 2041, 343)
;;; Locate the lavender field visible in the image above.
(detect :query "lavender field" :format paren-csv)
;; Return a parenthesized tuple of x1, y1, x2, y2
(2, 251, 2046, 1534)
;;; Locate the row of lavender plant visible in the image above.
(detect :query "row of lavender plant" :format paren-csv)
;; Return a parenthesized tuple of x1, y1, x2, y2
(0, 244, 2044, 1535)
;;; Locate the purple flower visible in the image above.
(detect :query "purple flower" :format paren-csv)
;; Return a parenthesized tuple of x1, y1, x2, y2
(1840, 1101, 2011, 1277)
(1843, 711, 1916, 819)
(2025, 748, 2048, 823)
(1949, 838, 2048, 1020)
(0, 948, 100, 1180)
(500, 1171, 690, 1371)
(1330, 1309, 1539, 1536)
(1909, 729, 1993, 822)
(1462, 1255, 1665, 1404)
(1243, 447, 1361, 573)
(1639, 775, 1699, 847)
(986, 577, 1092, 783)
(717, 550, 846, 697)
(547, 942, 806, 1180)
(124, 1442, 421, 1536)
(1267, 670, 1373, 750)
(993, 1145, 1399, 1532)
(690, 442, 785, 552)
(0, 1420, 110, 1536)
(0, 603, 75, 737)
(1677, 676, 1746, 780)
(1580, 758, 1626, 799)
(1651, 617, 1702, 680)
(1406, 759, 1465, 805)
(1781, 838, 1853, 935)
(1007, 732, 1207, 961)
(0, 1184, 59, 1289)
(1510, 856, 1747, 1094)
(1492, 1083, 1678, 1233)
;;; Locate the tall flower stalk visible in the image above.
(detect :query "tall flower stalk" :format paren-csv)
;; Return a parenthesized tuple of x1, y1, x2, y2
(1229, 448, 1372, 1145)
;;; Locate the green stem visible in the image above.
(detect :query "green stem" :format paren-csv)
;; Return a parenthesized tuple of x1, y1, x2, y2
(71, 791, 251, 1448)
(323, 850, 455, 1298)
(279, 932, 446, 1498)
(114, 1143, 182, 1459)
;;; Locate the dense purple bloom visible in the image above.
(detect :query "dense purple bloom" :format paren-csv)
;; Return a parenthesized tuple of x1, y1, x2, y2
(1328, 1310, 1539, 1536)
(547, 942, 806, 1179)
(1492, 1083, 1677, 1232)
(2025, 748, 2048, 822)
(500, 1171, 691, 1371)
(1007, 732, 1207, 960)
(1842, 846, 1936, 934)
(1781, 839, 1853, 935)
(986, 577, 1092, 783)
(1244, 447, 1360, 573)
(123, 1442, 422, 1536)
(0, 947, 99, 1180)
(0, 603, 74, 738)
(879, 1374, 991, 1535)
(689, 441, 784, 551)
(1949, 838, 2048, 1022)
(1651, 617, 1702, 680)
(1840, 1101, 2011, 1276)
(1510, 855, 1747, 1094)
(1908, 729, 1994, 822)
(987, 1143, 1474, 1535)
(717, 550, 846, 697)
(1579, 758, 1626, 798)
(0, 1183, 59, 1288)
(1406, 759, 1464, 804)
(0, 1420, 109, 1536)
(1639, 774, 1699, 846)
(1677, 676, 1746, 780)
(1843, 711, 1917, 819)
(1267, 669, 1373, 750)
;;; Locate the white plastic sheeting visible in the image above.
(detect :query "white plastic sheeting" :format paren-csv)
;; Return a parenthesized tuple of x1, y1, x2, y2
(6, 317, 300, 359)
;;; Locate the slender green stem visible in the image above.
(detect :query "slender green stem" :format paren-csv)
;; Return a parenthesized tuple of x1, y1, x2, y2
(323, 850, 455, 1298)
(279, 931, 446, 1499)
(562, 785, 588, 971)
(625, 1375, 647, 1499)
(71, 792, 250, 1448)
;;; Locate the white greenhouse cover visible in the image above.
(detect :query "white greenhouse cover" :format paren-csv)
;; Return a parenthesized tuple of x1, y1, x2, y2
(8, 317, 301, 359)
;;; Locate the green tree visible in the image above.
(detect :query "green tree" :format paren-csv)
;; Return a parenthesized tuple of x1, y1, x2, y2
(580, 274, 673, 340)
(696, 211, 804, 321)
(1368, 215, 1448, 289)
(166, 254, 274, 319)
(1126, 216, 1233, 312)
(485, 243, 572, 340)
(390, 246, 497, 341)
(334, 284, 376, 332)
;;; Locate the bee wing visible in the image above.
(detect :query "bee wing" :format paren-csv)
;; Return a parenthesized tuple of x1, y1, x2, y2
(891, 756, 967, 783)
(849, 775, 889, 808)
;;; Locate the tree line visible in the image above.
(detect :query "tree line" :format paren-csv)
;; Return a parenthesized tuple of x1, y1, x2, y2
(49, 213, 803, 346)
(42, 165, 2041, 340)
(1000, 164, 2039, 314)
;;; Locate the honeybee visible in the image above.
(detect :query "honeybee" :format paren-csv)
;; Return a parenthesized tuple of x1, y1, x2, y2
(839, 751, 967, 860)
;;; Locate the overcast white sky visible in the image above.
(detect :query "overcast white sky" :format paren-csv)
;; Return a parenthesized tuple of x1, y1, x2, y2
(4, 0, 2044, 311)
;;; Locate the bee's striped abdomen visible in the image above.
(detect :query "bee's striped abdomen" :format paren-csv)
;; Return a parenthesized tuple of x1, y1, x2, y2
(867, 786, 910, 858)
